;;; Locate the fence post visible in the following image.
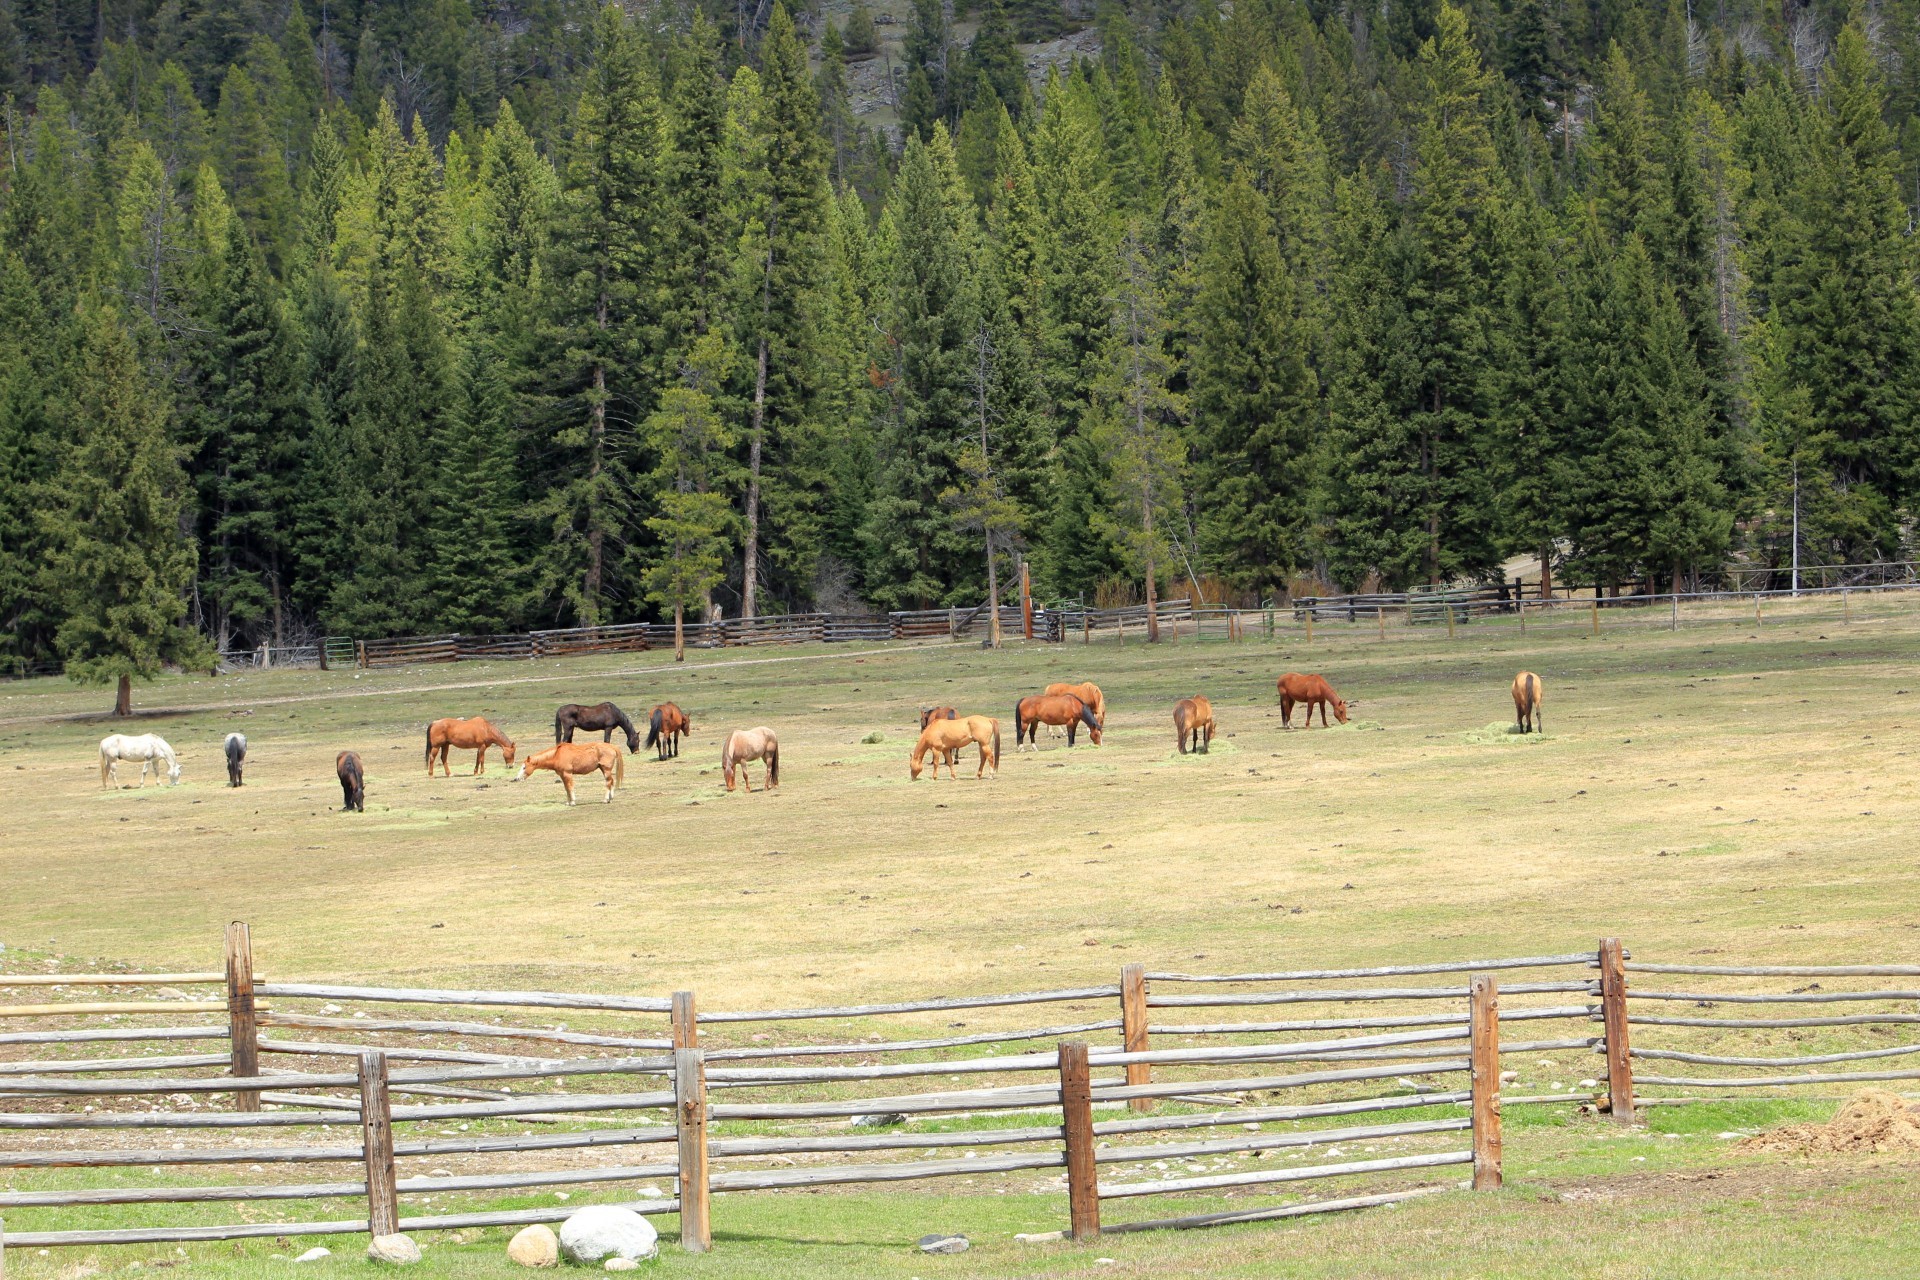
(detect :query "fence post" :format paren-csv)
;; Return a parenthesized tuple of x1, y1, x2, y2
(1305, 611, 1313, 645)
(1020, 560, 1034, 640)
(1590, 597, 1598, 637)
(358, 1051, 399, 1239)
(1843, 586, 1851, 624)
(676, 1045, 712, 1252)
(672, 990, 698, 1050)
(1119, 964, 1151, 1113)
(1755, 593, 1763, 626)
(1378, 608, 1386, 641)
(224, 921, 260, 1112)
(1599, 938, 1635, 1125)
(1446, 599, 1456, 639)
(1671, 593, 1678, 631)
(1518, 599, 1527, 635)
(1058, 1041, 1100, 1241)
(1469, 974, 1501, 1191)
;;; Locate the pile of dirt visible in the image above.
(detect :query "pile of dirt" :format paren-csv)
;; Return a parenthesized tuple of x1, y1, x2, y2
(1735, 1090, 1920, 1155)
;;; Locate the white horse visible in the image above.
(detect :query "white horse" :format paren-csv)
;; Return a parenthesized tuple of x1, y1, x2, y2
(99, 734, 181, 788)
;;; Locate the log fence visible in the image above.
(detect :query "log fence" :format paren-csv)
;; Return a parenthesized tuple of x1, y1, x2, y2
(2, 929, 1911, 1256)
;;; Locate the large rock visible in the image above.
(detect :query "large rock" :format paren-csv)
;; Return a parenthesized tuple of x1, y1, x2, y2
(292, 1246, 331, 1262)
(559, 1207, 659, 1264)
(367, 1233, 422, 1265)
(918, 1234, 970, 1254)
(851, 1112, 907, 1128)
(507, 1224, 559, 1268)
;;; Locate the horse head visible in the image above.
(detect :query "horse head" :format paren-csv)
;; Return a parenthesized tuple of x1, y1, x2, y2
(1333, 697, 1353, 724)
(167, 757, 183, 784)
(501, 739, 518, 766)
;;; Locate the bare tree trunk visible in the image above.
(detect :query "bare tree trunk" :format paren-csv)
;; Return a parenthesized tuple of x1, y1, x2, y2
(674, 600, 686, 663)
(741, 336, 768, 620)
(1539, 541, 1552, 601)
(1145, 550, 1160, 643)
(114, 674, 131, 717)
(985, 541, 1000, 648)
(584, 288, 610, 625)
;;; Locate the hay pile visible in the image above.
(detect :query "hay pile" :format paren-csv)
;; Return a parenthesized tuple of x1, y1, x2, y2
(1735, 1090, 1920, 1155)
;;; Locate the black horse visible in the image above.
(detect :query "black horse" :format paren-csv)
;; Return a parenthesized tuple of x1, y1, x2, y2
(336, 751, 365, 813)
(555, 702, 641, 753)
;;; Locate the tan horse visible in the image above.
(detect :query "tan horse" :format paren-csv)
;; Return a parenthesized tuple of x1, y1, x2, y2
(1512, 671, 1543, 734)
(722, 727, 779, 792)
(1013, 694, 1101, 749)
(1174, 696, 1215, 754)
(1043, 681, 1107, 723)
(426, 716, 517, 777)
(910, 716, 1000, 780)
(919, 706, 960, 766)
(513, 742, 622, 805)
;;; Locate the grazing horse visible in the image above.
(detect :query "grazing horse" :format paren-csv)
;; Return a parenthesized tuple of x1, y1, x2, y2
(336, 751, 365, 812)
(1043, 682, 1107, 723)
(1013, 694, 1102, 750)
(1278, 673, 1350, 728)
(911, 716, 1000, 780)
(224, 733, 247, 787)
(555, 702, 640, 753)
(919, 706, 960, 766)
(645, 703, 690, 761)
(722, 727, 780, 792)
(99, 734, 181, 788)
(513, 742, 623, 805)
(1512, 671, 1544, 734)
(425, 717, 517, 777)
(1174, 697, 1215, 755)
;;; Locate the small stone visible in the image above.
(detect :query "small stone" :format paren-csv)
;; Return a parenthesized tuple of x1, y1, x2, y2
(367, 1232, 422, 1265)
(918, 1234, 969, 1254)
(604, 1259, 641, 1272)
(428, 1168, 454, 1178)
(293, 1246, 331, 1262)
(560, 1206, 659, 1264)
(507, 1224, 559, 1268)
(851, 1112, 907, 1128)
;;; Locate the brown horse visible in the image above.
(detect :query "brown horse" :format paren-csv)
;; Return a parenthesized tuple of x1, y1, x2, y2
(426, 716, 517, 777)
(1043, 681, 1107, 723)
(513, 742, 622, 805)
(910, 716, 1000, 780)
(1014, 694, 1101, 750)
(1512, 671, 1543, 734)
(722, 727, 779, 792)
(1174, 696, 1215, 754)
(336, 751, 365, 813)
(919, 706, 959, 766)
(555, 702, 640, 752)
(645, 703, 691, 761)
(1278, 674, 1350, 728)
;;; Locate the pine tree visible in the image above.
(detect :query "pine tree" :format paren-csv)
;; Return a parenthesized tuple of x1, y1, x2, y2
(0, 254, 58, 671)
(428, 345, 526, 632)
(640, 334, 738, 660)
(39, 298, 211, 714)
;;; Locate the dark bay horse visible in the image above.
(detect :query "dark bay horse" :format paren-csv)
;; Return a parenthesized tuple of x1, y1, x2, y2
(1013, 694, 1102, 750)
(646, 703, 690, 760)
(336, 751, 365, 812)
(1174, 697, 1215, 754)
(1512, 671, 1543, 734)
(556, 702, 640, 752)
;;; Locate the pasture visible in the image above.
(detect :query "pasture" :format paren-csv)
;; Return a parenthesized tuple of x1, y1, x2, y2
(4, 602, 1920, 1275)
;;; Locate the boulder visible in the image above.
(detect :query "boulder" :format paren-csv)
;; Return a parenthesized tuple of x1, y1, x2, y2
(367, 1233, 422, 1265)
(293, 1246, 331, 1262)
(507, 1224, 559, 1268)
(918, 1234, 970, 1254)
(851, 1113, 907, 1128)
(559, 1207, 659, 1264)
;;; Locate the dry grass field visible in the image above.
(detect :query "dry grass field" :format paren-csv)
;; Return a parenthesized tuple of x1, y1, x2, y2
(4, 596, 1920, 1276)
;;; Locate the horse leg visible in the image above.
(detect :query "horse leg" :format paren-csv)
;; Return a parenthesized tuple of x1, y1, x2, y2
(561, 773, 576, 806)
(603, 767, 615, 803)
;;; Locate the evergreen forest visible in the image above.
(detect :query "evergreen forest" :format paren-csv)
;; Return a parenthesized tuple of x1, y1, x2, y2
(2, 0, 1917, 683)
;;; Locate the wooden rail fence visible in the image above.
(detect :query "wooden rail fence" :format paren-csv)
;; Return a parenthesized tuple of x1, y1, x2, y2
(2, 931, 1911, 1257)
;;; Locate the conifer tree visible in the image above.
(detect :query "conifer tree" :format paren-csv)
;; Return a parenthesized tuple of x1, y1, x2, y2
(640, 334, 738, 660)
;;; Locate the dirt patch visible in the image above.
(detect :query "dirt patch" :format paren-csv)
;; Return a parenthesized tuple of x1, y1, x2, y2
(1736, 1090, 1920, 1155)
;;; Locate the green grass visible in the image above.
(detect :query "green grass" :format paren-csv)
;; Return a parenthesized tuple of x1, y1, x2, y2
(5, 600, 1920, 1274)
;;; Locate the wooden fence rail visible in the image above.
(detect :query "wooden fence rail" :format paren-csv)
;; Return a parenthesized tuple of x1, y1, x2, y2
(5, 930, 1914, 1256)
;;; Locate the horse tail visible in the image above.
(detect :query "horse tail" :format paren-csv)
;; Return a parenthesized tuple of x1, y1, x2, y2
(990, 721, 1001, 771)
(100, 744, 111, 787)
(767, 740, 779, 787)
(646, 707, 662, 750)
(1013, 698, 1025, 744)
(615, 751, 625, 788)
(424, 722, 434, 769)
(554, 708, 566, 743)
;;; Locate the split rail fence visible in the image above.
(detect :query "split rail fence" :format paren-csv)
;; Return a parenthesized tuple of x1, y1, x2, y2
(2, 929, 1914, 1259)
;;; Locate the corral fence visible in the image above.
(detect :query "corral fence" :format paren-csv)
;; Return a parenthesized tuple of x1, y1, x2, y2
(3, 928, 1912, 1259)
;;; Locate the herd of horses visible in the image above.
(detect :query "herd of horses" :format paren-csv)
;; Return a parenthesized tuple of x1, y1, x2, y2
(90, 668, 1549, 807)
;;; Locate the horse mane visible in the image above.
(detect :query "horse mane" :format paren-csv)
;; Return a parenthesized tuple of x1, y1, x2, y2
(1080, 699, 1100, 731)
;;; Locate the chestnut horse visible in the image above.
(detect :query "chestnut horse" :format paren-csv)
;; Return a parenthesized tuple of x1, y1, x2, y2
(919, 706, 959, 766)
(1174, 697, 1215, 754)
(1278, 674, 1350, 728)
(911, 716, 1000, 780)
(645, 703, 690, 760)
(1512, 671, 1544, 734)
(425, 717, 517, 777)
(722, 728, 779, 792)
(555, 702, 639, 752)
(513, 742, 623, 805)
(336, 751, 365, 812)
(1013, 694, 1101, 750)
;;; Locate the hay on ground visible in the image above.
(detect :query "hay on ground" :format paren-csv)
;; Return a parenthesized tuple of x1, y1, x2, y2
(1735, 1090, 1920, 1155)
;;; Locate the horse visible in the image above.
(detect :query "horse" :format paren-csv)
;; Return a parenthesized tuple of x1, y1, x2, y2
(99, 734, 181, 788)
(555, 702, 640, 753)
(645, 703, 690, 761)
(1174, 697, 1215, 754)
(224, 732, 247, 787)
(919, 706, 960, 766)
(336, 751, 365, 812)
(1043, 682, 1107, 723)
(512, 742, 623, 805)
(1013, 694, 1102, 750)
(911, 716, 1000, 780)
(1278, 673, 1351, 728)
(722, 727, 779, 792)
(425, 717, 517, 777)
(1512, 671, 1544, 734)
